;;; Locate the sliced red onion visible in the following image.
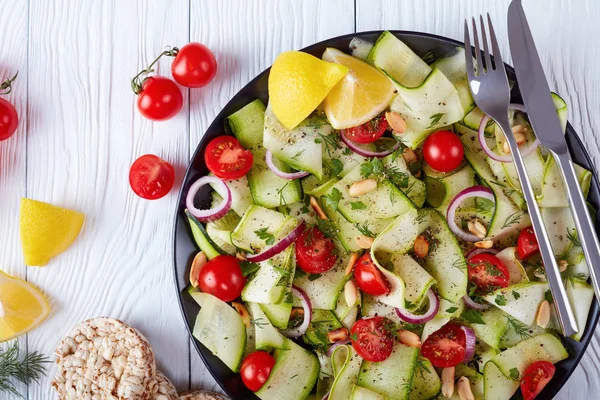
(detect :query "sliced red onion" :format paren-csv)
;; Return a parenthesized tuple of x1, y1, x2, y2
(461, 325, 477, 362)
(395, 289, 440, 324)
(463, 294, 490, 310)
(466, 248, 499, 258)
(446, 186, 495, 242)
(340, 132, 400, 158)
(265, 150, 309, 179)
(478, 103, 540, 163)
(186, 176, 232, 222)
(284, 286, 312, 338)
(246, 221, 305, 263)
(326, 338, 351, 357)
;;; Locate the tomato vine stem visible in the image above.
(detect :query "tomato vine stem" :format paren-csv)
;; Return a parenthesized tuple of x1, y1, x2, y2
(130, 47, 179, 94)
(0, 71, 18, 95)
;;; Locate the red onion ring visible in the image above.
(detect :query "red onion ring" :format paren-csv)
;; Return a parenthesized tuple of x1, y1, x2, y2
(340, 132, 400, 158)
(446, 186, 495, 242)
(466, 248, 499, 258)
(265, 150, 309, 179)
(186, 176, 232, 222)
(283, 286, 312, 338)
(461, 325, 477, 362)
(478, 103, 540, 163)
(326, 338, 351, 357)
(463, 294, 491, 310)
(395, 289, 440, 324)
(246, 221, 305, 263)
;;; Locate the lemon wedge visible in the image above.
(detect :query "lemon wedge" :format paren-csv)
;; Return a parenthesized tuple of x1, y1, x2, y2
(0, 270, 50, 342)
(322, 48, 396, 129)
(20, 198, 85, 266)
(268, 51, 348, 130)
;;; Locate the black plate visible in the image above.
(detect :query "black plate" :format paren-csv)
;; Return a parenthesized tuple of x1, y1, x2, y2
(173, 31, 599, 400)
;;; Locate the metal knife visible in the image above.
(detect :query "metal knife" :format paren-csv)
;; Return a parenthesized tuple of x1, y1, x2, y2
(508, 0, 600, 318)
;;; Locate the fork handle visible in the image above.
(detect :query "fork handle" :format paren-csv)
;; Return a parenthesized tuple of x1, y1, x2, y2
(497, 118, 579, 336)
(554, 152, 600, 301)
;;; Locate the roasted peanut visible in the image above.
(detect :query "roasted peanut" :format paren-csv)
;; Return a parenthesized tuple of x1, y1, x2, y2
(349, 179, 377, 197)
(355, 234, 375, 249)
(474, 240, 494, 249)
(536, 300, 551, 328)
(310, 196, 328, 220)
(232, 302, 251, 327)
(189, 251, 208, 288)
(457, 376, 475, 400)
(345, 252, 360, 275)
(344, 280, 358, 307)
(413, 235, 430, 258)
(441, 367, 456, 397)
(398, 330, 421, 348)
(327, 327, 349, 343)
(385, 111, 407, 133)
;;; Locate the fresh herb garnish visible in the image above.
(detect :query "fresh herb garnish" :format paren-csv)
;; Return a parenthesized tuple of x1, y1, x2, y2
(308, 273, 322, 281)
(386, 167, 409, 189)
(326, 158, 344, 177)
(502, 210, 526, 230)
(254, 227, 275, 245)
(446, 307, 459, 314)
(276, 181, 290, 206)
(350, 201, 367, 210)
(240, 260, 260, 277)
(360, 158, 385, 179)
(427, 113, 445, 128)
(291, 150, 305, 161)
(462, 308, 486, 325)
(315, 132, 341, 157)
(355, 223, 376, 238)
(544, 290, 554, 304)
(421, 50, 436, 65)
(566, 228, 581, 247)
(495, 294, 507, 306)
(512, 290, 521, 300)
(0, 341, 49, 398)
(324, 188, 342, 212)
(506, 316, 532, 339)
(509, 367, 520, 381)
(250, 318, 269, 329)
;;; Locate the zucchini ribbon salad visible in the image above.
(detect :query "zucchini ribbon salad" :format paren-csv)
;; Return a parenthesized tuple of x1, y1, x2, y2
(184, 32, 595, 400)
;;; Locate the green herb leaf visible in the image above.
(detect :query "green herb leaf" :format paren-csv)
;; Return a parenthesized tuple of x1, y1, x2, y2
(495, 294, 507, 306)
(355, 223, 376, 238)
(360, 158, 384, 178)
(350, 201, 367, 210)
(506, 316, 532, 339)
(327, 158, 344, 177)
(308, 273, 322, 281)
(446, 307, 459, 314)
(566, 228, 581, 247)
(254, 227, 275, 245)
(512, 290, 521, 300)
(324, 188, 342, 212)
(0, 341, 50, 398)
(509, 367, 520, 381)
(240, 260, 260, 277)
(427, 113, 445, 128)
(462, 308, 486, 325)
(291, 150, 305, 161)
(544, 290, 554, 304)
(386, 167, 409, 189)
(502, 210, 527, 230)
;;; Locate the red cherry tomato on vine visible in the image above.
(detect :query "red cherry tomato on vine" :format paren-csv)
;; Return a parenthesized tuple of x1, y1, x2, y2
(520, 361, 556, 400)
(295, 226, 337, 274)
(0, 98, 18, 141)
(129, 154, 175, 200)
(136, 76, 183, 121)
(421, 322, 466, 368)
(467, 253, 510, 293)
(350, 317, 394, 362)
(423, 130, 464, 173)
(353, 253, 390, 296)
(341, 114, 389, 144)
(204, 136, 254, 180)
(171, 43, 217, 88)
(198, 255, 246, 302)
(517, 226, 540, 260)
(240, 351, 276, 392)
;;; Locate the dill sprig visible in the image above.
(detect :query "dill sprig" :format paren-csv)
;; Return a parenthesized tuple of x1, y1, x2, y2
(0, 341, 50, 398)
(506, 316, 532, 339)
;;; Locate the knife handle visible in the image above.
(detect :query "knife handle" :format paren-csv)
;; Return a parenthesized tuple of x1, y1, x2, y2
(555, 152, 600, 301)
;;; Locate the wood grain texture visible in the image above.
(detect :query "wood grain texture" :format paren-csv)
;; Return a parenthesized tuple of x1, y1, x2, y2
(1, 0, 599, 399)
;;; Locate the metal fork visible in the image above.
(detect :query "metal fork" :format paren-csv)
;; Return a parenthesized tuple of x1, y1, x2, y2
(464, 15, 579, 336)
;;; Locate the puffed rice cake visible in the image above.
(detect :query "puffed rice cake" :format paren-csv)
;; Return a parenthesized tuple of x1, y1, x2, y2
(178, 390, 228, 400)
(149, 371, 178, 400)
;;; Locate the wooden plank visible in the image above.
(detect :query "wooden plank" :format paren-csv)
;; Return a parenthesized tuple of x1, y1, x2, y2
(187, 0, 354, 391)
(25, 0, 190, 397)
(0, 0, 29, 398)
(356, 1, 600, 398)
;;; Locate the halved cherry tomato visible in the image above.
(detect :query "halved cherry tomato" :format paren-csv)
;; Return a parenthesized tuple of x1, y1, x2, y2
(129, 154, 175, 200)
(520, 361, 556, 400)
(295, 226, 337, 274)
(136, 76, 183, 121)
(171, 42, 217, 88)
(517, 226, 540, 260)
(198, 255, 246, 302)
(240, 351, 276, 392)
(341, 114, 389, 144)
(204, 136, 254, 180)
(423, 130, 464, 173)
(353, 253, 390, 296)
(350, 317, 394, 362)
(467, 253, 510, 293)
(421, 322, 466, 368)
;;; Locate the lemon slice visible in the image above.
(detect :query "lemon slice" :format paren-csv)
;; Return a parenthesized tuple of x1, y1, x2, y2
(322, 48, 396, 129)
(20, 198, 85, 266)
(268, 51, 348, 130)
(0, 270, 50, 342)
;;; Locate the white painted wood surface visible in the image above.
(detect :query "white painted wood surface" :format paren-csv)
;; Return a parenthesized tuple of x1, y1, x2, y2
(0, 0, 598, 398)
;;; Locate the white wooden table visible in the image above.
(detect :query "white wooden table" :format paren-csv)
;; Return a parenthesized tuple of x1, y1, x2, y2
(1, 0, 598, 398)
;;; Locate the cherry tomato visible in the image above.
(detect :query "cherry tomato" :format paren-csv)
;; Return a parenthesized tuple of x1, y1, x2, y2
(129, 154, 175, 200)
(353, 253, 390, 296)
(520, 361, 556, 400)
(350, 317, 394, 362)
(171, 42, 217, 88)
(295, 226, 337, 274)
(517, 226, 540, 260)
(240, 351, 276, 392)
(467, 253, 510, 293)
(341, 115, 389, 144)
(136, 76, 183, 121)
(204, 136, 254, 180)
(0, 98, 18, 141)
(423, 130, 464, 173)
(198, 255, 246, 302)
(421, 322, 466, 368)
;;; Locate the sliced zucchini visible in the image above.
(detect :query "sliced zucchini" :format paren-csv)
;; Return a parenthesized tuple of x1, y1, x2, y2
(468, 307, 509, 350)
(495, 247, 529, 285)
(247, 302, 288, 350)
(483, 361, 519, 400)
(483, 282, 548, 326)
(431, 47, 475, 113)
(186, 210, 224, 260)
(226, 99, 266, 149)
(349, 37, 374, 61)
(319, 195, 363, 253)
(304, 310, 343, 349)
(537, 156, 592, 208)
(231, 205, 296, 254)
(409, 358, 441, 400)
(242, 246, 295, 305)
(259, 300, 293, 330)
(205, 210, 240, 255)
(421, 317, 450, 342)
(293, 254, 349, 310)
(454, 364, 484, 400)
(388, 253, 435, 310)
(329, 345, 363, 400)
(372, 208, 419, 254)
(382, 152, 427, 207)
(424, 163, 476, 213)
(350, 385, 385, 400)
(210, 175, 254, 216)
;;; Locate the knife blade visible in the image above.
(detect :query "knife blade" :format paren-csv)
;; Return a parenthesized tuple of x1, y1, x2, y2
(507, 0, 568, 154)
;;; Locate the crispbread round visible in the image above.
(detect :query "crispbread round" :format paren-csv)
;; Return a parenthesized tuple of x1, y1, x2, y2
(149, 371, 178, 400)
(51, 317, 156, 400)
(178, 390, 228, 400)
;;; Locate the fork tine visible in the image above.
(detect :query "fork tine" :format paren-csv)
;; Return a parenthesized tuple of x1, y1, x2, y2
(487, 13, 504, 69)
(463, 20, 475, 78)
(471, 17, 484, 75)
(479, 15, 492, 71)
